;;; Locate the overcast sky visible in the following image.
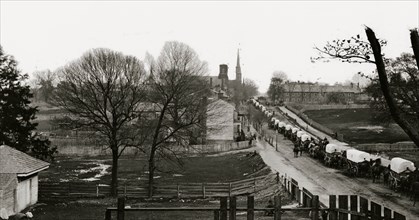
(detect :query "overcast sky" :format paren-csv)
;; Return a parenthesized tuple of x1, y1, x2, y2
(1, 1, 418, 93)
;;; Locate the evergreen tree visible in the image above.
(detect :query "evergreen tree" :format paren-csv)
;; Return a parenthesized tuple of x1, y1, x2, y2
(0, 46, 56, 161)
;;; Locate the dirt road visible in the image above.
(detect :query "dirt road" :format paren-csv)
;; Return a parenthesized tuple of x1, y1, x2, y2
(253, 125, 419, 220)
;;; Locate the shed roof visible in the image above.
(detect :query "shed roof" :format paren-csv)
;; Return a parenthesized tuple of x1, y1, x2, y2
(0, 145, 49, 176)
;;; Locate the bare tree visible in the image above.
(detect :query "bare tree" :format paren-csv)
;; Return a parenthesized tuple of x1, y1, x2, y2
(144, 41, 213, 197)
(31, 69, 58, 103)
(267, 71, 287, 103)
(313, 27, 419, 147)
(52, 48, 147, 196)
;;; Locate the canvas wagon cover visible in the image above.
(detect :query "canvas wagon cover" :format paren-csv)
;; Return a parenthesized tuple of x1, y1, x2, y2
(292, 127, 299, 133)
(296, 131, 305, 138)
(274, 119, 280, 126)
(278, 122, 286, 128)
(346, 149, 370, 163)
(301, 134, 311, 141)
(326, 144, 341, 153)
(271, 117, 276, 122)
(390, 157, 416, 173)
(285, 124, 293, 130)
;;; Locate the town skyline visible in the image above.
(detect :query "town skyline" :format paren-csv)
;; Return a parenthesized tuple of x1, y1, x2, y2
(1, 1, 418, 93)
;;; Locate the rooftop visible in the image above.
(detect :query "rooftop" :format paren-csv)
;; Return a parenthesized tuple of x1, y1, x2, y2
(0, 145, 50, 176)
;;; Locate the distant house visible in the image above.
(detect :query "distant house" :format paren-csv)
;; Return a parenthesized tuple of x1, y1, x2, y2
(205, 99, 235, 144)
(282, 81, 363, 104)
(0, 145, 49, 217)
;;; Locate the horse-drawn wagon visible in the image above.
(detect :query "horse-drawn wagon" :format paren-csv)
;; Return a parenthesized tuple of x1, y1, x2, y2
(284, 124, 294, 139)
(389, 157, 416, 191)
(323, 144, 350, 168)
(291, 127, 299, 141)
(277, 121, 286, 134)
(344, 149, 371, 176)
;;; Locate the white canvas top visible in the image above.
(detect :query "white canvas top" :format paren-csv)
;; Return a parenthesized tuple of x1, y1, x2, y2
(346, 149, 370, 163)
(278, 122, 286, 127)
(325, 144, 350, 153)
(301, 134, 311, 141)
(390, 157, 416, 174)
(292, 127, 299, 133)
(274, 119, 280, 125)
(271, 117, 276, 122)
(285, 125, 293, 130)
(296, 131, 305, 137)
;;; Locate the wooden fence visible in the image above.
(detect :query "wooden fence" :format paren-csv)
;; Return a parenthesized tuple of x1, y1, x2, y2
(328, 195, 406, 220)
(39, 174, 273, 200)
(105, 195, 323, 220)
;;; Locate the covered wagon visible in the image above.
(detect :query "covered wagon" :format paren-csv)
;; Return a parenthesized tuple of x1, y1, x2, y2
(344, 149, 371, 176)
(389, 157, 416, 191)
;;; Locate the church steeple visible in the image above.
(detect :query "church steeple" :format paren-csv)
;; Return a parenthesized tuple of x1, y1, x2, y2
(236, 49, 242, 84)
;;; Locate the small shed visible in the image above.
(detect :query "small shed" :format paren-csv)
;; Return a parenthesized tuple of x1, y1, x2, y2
(0, 145, 49, 217)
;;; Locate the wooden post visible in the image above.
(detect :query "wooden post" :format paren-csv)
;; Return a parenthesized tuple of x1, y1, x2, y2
(247, 195, 254, 220)
(274, 195, 281, 220)
(220, 197, 228, 220)
(117, 196, 125, 220)
(229, 196, 237, 220)
(214, 210, 220, 220)
(359, 197, 368, 220)
(177, 183, 180, 198)
(350, 195, 359, 220)
(253, 177, 257, 194)
(339, 195, 349, 220)
(202, 183, 206, 198)
(329, 195, 337, 220)
(276, 135, 278, 150)
(229, 183, 232, 197)
(96, 184, 99, 197)
(124, 183, 127, 197)
(312, 195, 319, 220)
(105, 209, 111, 220)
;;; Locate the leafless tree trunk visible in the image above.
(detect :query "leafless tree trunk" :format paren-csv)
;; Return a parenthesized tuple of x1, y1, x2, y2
(52, 48, 147, 196)
(365, 27, 419, 147)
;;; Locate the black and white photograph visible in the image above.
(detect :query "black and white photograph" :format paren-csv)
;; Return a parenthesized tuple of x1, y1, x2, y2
(1, 0, 419, 219)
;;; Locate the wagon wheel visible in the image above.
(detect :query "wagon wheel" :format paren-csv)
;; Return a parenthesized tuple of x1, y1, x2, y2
(349, 166, 358, 177)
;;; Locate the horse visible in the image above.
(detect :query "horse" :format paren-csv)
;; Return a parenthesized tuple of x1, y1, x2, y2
(371, 164, 384, 183)
(370, 159, 384, 183)
(357, 160, 371, 177)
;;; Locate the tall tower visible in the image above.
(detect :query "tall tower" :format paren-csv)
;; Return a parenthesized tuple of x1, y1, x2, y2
(236, 49, 242, 84)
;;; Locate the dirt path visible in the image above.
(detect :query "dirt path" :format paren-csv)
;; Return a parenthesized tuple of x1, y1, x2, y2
(252, 118, 419, 219)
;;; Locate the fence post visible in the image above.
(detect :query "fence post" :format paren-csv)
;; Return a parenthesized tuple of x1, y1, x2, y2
(124, 183, 127, 197)
(117, 196, 125, 220)
(276, 135, 278, 150)
(202, 183, 206, 199)
(105, 209, 111, 220)
(214, 210, 219, 220)
(329, 195, 337, 220)
(177, 183, 180, 198)
(220, 197, 228, 220)
(247, 195, 254, 220)
(312, 195, 319, 220)
(96, 184, 99, 197)
(253, 177, 256, 194)
(230, 196, 237, 220)
(229, 183, 232, 197)
(274, 195, 281, 220)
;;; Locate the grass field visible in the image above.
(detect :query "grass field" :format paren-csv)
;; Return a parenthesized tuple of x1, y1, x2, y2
(31, 152, 297, 220)
(39, 152, 268, 185)
(304, 108, 410, 144)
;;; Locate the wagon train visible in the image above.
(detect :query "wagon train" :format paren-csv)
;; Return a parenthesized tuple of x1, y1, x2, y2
(250, 98, 418, 193)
